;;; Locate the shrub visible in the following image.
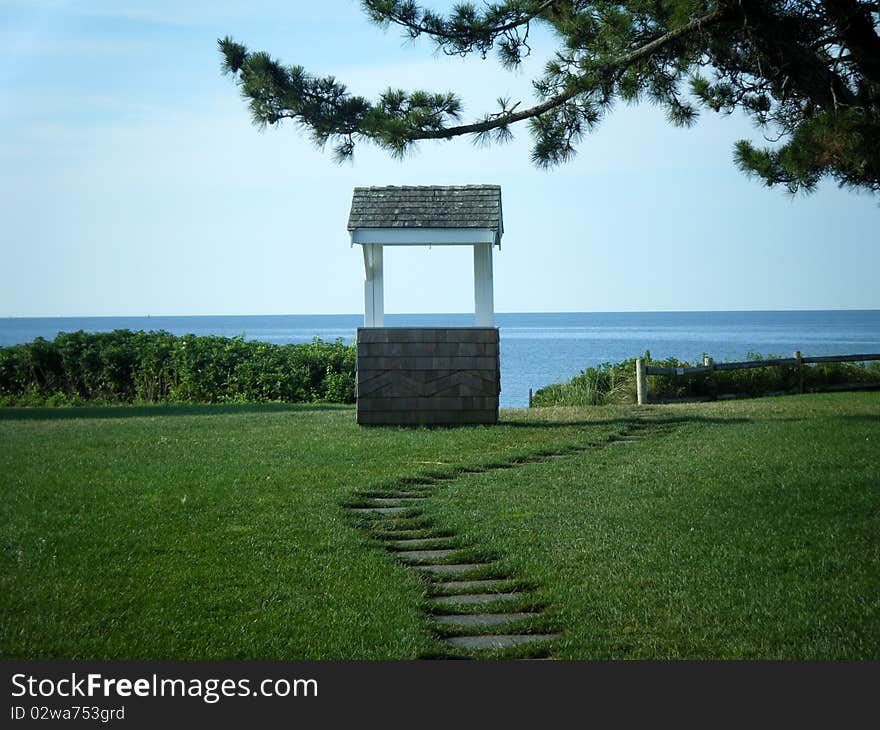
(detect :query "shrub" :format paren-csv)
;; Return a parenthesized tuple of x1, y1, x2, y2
(532, 351, 880, 407)
(531, 359, 637, 407)
(0, 331, 357, 406)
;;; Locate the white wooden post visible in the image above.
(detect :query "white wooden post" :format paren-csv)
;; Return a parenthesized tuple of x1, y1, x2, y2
(636, 357, 647, 405)
(473, 243, 494, 327)
(362, 243, 384, 327)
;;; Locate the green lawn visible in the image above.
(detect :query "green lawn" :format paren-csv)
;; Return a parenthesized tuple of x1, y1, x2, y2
(1, 395, 877, 659)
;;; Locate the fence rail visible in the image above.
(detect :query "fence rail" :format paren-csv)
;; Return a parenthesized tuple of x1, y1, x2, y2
(636, 351, 880, 405)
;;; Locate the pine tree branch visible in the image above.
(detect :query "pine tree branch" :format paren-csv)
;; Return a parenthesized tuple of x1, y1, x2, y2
(820, 0, 880, 87)
(407, 4, 733, 141)
(371, 0, 557, 42)
(221, 2, 880, 192)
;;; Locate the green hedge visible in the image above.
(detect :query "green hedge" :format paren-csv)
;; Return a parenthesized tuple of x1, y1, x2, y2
(0, 330, 356, 406)
(532, 352, 880, 407)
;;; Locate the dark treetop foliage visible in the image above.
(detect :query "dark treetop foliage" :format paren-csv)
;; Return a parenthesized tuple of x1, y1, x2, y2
(219, 1, 880, 194)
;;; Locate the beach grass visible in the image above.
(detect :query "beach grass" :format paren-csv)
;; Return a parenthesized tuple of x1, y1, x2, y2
(1, 394, 877, 659)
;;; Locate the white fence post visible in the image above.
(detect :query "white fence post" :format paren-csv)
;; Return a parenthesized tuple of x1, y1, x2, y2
(636, 357, 647, 405)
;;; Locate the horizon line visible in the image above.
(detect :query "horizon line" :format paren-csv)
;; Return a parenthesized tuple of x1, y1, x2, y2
(3, 308, 880, 320)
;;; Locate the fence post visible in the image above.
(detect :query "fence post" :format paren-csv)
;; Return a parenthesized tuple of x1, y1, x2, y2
(528, 388, 533, 408)
(636, 357, 647, 405)
(794, 350, 804, 394)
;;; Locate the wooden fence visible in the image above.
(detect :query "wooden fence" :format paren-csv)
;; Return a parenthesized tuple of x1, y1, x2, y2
(635, 352, 880, 405)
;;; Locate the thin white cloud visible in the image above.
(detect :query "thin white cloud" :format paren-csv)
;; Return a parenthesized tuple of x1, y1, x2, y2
(1, 0, 368, 29)
(1, 31, 150, 56)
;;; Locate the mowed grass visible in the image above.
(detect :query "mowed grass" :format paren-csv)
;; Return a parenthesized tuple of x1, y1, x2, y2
(0, 402, 625, 659)
(1, 395, 877, 659)
(426, 394, 880, 658)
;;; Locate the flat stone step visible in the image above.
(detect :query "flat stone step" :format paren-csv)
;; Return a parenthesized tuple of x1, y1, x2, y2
(372, 524, 433, 534)
(368, 487, 434, 494)
(389, 537, 456, 549)
(435, 579, 513, 592)
(442, 634, 561, 650)
(373, 522, 432, 531)
(396, 549, 459, 562)
(375, 531, 437, 541)
(416, 563, 487, 576)
(428, 592, 522, 606)
(370, 497, 427, 504)
(431, 612, 538, 627)
(352, 506, 415, 515)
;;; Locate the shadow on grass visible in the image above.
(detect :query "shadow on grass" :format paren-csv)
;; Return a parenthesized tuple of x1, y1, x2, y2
(0, 406, 749, 429)
(359, 415, 752, 431)
(836, 414, 880, 423)
(0, 402, 354, 421)
(498, 415, 751, 429)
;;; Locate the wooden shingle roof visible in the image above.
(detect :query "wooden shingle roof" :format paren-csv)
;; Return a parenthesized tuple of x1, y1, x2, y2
(347, 185, 502, 231)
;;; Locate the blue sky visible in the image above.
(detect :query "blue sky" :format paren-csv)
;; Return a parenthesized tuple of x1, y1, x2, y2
(1, 0, 877, 317)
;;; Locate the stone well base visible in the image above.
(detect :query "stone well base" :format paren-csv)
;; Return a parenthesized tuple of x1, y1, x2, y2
(356, 327, 500, 426)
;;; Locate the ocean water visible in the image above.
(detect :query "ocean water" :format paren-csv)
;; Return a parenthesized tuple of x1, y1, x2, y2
(2, 311, 879, 408)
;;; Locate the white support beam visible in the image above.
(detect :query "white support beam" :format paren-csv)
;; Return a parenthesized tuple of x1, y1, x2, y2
(352, 227, 497, 246)
(362, 243, 384, 327)
(473, 243, 494, 327)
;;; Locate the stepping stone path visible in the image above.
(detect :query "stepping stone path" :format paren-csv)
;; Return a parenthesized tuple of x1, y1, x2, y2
(390, 537, 456, 548)
(352, 506, 412, 515)
(396, 549, 459, 562)
(438, 579, 514, 591)
(429, 592, 522, 606)
(415, 563, 487, 576)
(343, 424, 656, 658)
(444, 634, 562, 651)
(431, 612, 538, 627)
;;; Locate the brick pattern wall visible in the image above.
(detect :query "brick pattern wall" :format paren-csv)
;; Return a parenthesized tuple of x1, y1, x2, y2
(356, 328, 500, 426)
